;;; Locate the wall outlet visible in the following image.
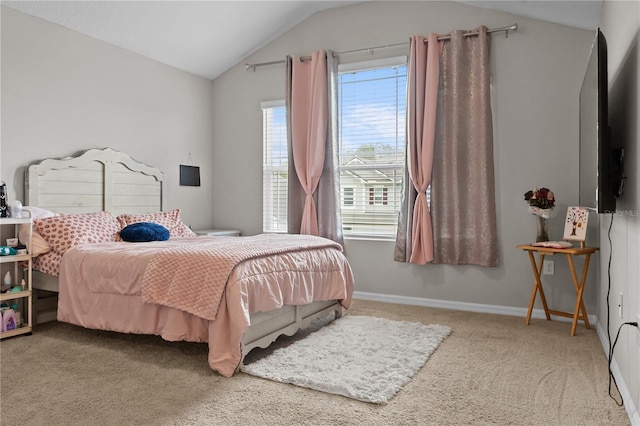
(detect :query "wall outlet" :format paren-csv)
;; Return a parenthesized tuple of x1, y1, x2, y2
(542, 260, 554, 275)
(618, 293, 623, 318)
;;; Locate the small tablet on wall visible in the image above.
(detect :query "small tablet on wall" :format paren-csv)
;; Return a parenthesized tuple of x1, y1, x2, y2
(180, 165, 201, 187)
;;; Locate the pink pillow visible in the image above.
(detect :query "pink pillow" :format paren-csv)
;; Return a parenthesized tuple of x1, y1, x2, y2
(34, 211, 121, 255)
(28, 232, 53, 257)
(117, 209, 197, 238)
(19, 206, 59, 257)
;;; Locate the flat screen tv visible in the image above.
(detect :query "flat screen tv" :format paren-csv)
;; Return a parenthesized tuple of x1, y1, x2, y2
(579, 28, 623, 214)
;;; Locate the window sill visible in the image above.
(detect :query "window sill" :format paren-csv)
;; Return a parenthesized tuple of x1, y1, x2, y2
(264, 230, 396, 243)
(344, 235, 395, 243)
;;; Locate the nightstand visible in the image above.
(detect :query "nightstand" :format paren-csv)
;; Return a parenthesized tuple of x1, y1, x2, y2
(195, 228, 242, 237)
(517, 244, 598, 336)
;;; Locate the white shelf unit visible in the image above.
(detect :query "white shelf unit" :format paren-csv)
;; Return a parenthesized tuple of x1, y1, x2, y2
(0, 216, 33, 339)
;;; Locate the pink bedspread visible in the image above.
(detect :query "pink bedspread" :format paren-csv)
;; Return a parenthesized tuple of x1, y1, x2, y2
(57, 235, 353, 377)
(141, 234, 342, 321)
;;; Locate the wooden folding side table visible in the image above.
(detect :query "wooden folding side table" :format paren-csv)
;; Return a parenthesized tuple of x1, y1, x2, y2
(517, 244, 598, 336)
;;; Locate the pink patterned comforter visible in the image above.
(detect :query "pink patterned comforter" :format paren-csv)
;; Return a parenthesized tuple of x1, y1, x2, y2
(57, 235, 353, 376)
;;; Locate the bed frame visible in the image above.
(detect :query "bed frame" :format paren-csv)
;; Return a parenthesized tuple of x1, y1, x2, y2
(24, 147, 342, 362)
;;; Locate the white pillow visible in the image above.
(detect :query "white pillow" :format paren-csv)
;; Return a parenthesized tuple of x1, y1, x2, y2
(18, 206, 59, 257)
(23, 206, 59, 219)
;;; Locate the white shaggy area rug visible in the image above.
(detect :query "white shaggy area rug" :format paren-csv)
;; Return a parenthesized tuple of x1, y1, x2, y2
(240, 315, 451, 403)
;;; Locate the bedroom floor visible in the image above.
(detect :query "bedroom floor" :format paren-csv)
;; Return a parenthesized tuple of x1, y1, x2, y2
(0, 299, 630, 426)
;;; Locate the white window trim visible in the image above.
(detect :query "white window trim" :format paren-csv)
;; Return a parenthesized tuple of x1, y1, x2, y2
(262, 101, 288, 234)
(338, 56, 407, 73)
(338, 58, 407, 240)
(260, 99, 285, 109)
(261, 57, 407, 240)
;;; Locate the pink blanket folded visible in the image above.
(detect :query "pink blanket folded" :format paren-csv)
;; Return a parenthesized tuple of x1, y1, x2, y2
(141, 234, 342, 320)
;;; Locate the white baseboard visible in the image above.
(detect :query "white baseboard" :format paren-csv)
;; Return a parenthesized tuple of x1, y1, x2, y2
(352, 291, 598, 324)
(596, 321, 640, 426)
(352, 291, 636, 426)
(35, 310, 57, 325)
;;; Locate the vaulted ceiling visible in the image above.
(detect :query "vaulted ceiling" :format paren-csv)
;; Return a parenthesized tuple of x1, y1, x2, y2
(2, 1, 603, 80)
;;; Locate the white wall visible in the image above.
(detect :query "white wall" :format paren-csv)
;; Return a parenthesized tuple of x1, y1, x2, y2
(211, 1, 596, 313)
(0, 1, 635, 421)
(599, 1, 640, 422)
(0, 7, 215, 230)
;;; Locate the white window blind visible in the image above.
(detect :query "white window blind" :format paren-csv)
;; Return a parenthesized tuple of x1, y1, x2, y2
(261, 58, 407, 238)
(262, 100, 288, 233)
(338, 59, 407, 238)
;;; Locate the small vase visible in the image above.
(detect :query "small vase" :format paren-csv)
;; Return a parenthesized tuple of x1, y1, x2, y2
(536, 215, 550, 242)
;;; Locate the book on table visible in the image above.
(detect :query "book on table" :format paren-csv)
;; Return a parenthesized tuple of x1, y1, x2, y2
(531, 241, 574, 249)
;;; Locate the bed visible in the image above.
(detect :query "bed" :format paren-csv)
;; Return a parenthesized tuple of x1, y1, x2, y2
(24, 147, 354, 377)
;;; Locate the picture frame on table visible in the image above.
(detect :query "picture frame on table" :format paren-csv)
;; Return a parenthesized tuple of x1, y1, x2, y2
(563, 206, 589, 243)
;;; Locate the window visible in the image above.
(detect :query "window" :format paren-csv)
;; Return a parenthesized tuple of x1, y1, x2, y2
(262, 58, 407, 238)
(343, 187, 355, 206)
(262, 100, 288, 233)
(338, 58, 406, 237)
(368, 187, 389, 206)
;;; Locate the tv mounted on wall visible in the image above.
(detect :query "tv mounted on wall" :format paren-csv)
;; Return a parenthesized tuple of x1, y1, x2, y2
(578, 28, 624, 214)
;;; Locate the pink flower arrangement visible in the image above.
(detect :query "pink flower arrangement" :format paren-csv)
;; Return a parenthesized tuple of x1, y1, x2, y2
(525, 187, 555, 218)
(524, 187, 555, 209)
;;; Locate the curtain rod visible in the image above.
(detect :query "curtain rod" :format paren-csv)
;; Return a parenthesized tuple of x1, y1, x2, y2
(245, 23, 517, 71)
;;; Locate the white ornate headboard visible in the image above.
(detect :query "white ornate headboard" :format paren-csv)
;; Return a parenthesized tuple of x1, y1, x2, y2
(25, 148, 166, 215)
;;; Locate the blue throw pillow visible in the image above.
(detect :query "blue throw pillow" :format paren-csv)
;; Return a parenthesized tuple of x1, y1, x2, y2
(120, 222, 170, 242)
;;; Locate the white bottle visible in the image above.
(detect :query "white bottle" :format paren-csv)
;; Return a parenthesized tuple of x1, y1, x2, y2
(3, 272, 11, 286)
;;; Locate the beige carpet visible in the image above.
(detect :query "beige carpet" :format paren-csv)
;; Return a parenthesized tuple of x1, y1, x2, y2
(0, 300, 630, 426)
